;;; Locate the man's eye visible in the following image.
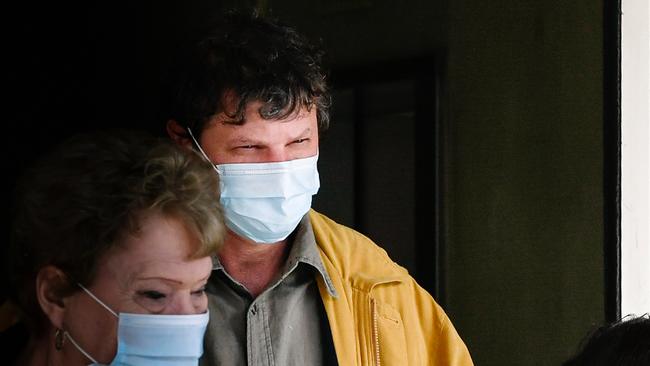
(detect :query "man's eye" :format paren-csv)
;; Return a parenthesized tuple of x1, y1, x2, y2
(191, 287, 206, 296)
(293, 138, 308, 144)
(139, 290, 166, 300)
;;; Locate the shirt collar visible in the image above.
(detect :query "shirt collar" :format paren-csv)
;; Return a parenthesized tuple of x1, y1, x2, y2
(211, 214, 338, 298)
(285, 214, 338, 298)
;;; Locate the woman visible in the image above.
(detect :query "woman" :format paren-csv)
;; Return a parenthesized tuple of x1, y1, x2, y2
(3, 129, 226, 365)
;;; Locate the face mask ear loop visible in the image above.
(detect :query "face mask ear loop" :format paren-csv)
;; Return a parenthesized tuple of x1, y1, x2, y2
(64, 331, 99, 364)
(78, 283, 118, 318)
(186, 127, 221, 175)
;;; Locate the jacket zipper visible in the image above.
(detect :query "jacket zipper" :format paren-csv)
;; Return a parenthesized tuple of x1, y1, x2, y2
(371, 298, 381, 366)
(368, 280, 402, 366)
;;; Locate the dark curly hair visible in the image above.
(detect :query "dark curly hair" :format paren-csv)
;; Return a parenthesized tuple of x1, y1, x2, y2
(164, 11, 331, 137)
(563, 314, 650, 366)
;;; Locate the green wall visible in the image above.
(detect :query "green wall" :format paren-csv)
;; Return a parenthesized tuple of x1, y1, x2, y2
(445, 1, 604, 364)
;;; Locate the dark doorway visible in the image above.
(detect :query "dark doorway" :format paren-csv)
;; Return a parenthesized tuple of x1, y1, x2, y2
(313, 56, 446, 299)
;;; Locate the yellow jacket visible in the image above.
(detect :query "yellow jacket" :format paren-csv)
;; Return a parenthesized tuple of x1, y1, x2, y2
(310, 210, 474, 366)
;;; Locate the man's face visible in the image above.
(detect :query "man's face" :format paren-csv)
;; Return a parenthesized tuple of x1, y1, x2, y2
(198, 100, 319, 165)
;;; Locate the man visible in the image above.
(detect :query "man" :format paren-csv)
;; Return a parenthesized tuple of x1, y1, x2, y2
(166, 11, 473, 365)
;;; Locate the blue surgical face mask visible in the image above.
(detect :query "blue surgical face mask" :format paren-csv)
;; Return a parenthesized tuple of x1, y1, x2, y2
(65, 284, 209, 366)
(187, 127, 320, 244)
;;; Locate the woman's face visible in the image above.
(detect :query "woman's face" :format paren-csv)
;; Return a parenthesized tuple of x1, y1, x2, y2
(61, 212, 213, 364)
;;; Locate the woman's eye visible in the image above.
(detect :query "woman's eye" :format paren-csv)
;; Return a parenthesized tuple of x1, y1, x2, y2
(293, 138, 308, 144)
(139, 290, 166, 300)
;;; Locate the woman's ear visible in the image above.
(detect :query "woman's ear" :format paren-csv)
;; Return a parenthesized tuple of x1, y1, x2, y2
(35, 266, 70, 329)
(166, 120, 193, 149)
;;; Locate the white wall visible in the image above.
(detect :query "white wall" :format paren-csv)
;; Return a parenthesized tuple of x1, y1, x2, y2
(621, 0, 650, 316)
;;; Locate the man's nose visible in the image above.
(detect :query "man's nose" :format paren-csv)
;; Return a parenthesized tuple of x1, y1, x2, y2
(264, 147, 290, 163)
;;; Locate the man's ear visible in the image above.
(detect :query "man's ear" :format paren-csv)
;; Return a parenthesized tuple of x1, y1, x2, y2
(166, 120, 193, 149)
(35, 266, 70, 329)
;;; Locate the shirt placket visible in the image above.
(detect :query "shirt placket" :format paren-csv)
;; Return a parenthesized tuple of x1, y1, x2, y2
(247, 298, 273, 366)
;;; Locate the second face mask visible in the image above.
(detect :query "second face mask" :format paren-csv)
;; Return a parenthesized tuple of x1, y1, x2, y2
(187, 127, 320, 243)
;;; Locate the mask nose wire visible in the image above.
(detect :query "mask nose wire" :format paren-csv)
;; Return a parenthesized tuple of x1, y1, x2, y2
(186, 127, 221, 175)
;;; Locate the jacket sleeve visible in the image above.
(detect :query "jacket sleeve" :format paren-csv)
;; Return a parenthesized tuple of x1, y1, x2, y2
(409, 279, 474, 366)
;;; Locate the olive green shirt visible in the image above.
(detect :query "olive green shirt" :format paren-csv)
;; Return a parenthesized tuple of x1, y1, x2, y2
(201, 216, 339, 366)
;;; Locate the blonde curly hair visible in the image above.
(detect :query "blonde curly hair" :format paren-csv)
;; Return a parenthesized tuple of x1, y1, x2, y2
(7, 129, 225, 332)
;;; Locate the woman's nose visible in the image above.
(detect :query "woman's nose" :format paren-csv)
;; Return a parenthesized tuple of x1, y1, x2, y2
(165, 294, 200, 315)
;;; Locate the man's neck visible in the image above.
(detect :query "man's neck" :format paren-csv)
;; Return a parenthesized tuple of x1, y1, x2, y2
(218, 231, 291, 298)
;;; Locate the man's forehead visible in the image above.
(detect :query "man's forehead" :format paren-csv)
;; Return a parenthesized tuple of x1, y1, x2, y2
(211, 99, 316, 125)
(218, 87, 316, 116)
